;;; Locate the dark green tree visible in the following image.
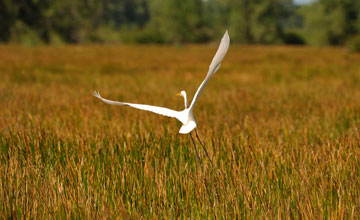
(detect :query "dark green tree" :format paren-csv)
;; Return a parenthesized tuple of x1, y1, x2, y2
(228, 0, 254, 43)
(226, 0, 293, 44)
(102, 0, 149, 29)
(0, 0, 19, 41)
(300, 0, 360, 45)
(147, 0, 207, 43)
(252, 0, 293, 44)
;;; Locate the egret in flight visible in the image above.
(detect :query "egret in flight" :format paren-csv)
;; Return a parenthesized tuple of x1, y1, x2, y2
(94, 30, 230, 166)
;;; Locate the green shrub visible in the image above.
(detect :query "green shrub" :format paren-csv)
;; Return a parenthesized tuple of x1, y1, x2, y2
(86, 27, 122, 43)
(283, 32, 306, 45)
(347, 35, 360, 53)
(119, 27, 166, 44)
(10, 21, 42, 46)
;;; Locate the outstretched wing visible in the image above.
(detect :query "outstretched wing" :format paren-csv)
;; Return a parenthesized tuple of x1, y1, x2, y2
(188, 30, 230, 111)
(93, 91, 181, 119)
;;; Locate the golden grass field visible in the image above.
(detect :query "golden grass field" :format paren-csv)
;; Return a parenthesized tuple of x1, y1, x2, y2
(0, 44, 360, 219)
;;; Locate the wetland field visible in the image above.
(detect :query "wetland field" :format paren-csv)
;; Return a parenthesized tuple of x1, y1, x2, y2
(0, 44, 360, 218)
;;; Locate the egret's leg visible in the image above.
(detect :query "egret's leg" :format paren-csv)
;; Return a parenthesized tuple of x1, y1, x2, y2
(195, 129, 213, 166)
(189, 132, 203, 170)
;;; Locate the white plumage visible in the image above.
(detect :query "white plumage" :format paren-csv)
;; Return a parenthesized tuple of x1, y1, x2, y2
(94, 30, 230, 134)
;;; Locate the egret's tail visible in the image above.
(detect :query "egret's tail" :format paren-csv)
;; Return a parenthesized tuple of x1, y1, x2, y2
(179, 121, 196, 134)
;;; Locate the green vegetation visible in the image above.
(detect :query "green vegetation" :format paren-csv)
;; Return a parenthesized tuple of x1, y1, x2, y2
(298, 0, 360, 47)
(1, 0, 360, 47)
(0, 45, 360, 218)
(347, 35, 360, 52)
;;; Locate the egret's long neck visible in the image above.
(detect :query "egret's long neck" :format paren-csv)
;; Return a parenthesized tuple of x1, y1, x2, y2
(183, 93, 188, 109)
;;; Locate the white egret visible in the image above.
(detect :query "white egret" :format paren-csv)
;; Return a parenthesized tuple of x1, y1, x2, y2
(94, 30, 230, 166)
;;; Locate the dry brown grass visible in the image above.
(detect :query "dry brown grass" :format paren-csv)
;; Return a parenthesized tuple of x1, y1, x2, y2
(0, 44, 360, 218)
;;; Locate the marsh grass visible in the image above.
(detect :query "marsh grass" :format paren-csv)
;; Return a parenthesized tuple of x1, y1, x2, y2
(0, 44, 360, 218)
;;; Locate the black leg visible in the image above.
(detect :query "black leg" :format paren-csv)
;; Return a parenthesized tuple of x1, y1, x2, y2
(189, 132, 203, 170)
(195, 129, 213, 166)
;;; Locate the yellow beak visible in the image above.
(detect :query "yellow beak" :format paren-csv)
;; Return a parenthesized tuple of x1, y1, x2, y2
(176, 92, 182, 96)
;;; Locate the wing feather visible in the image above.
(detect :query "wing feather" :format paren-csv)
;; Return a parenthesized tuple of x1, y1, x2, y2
(93, 91, 181, 119)
(188, 30, 230, 110)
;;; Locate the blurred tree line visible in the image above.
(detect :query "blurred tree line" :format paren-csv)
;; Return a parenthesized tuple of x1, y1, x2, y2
(1, 0, 360, 48)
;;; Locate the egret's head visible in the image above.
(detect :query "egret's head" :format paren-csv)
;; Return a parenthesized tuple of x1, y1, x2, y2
(176, 91, 186, 97)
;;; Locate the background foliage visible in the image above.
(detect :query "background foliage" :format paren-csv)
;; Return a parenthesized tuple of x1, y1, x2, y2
(1, 0, 360, 46)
